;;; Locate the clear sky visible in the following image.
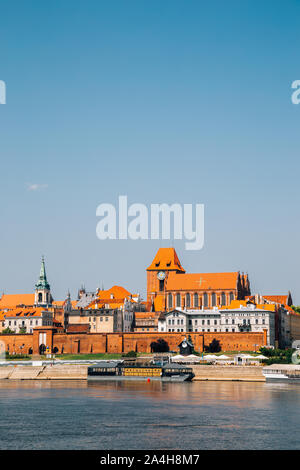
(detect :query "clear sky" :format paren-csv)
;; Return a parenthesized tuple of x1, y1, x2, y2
(0, 0, 300, 303)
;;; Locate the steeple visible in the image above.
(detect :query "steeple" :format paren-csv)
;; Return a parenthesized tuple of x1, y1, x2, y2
(35, 256, 50, 291)
(35, 256, 52, 306)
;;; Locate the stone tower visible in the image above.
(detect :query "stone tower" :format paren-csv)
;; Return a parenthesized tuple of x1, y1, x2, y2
(34, 256, 52, 307)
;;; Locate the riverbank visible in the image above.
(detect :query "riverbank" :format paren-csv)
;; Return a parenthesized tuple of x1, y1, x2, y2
(192, 365, 265, 382)
(0, 363, 265, 382)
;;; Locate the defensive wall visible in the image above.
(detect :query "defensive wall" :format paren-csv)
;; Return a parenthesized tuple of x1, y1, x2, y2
(0, 327, 267, 355)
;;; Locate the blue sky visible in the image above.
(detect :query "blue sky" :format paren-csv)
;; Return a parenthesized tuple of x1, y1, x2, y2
(0, 0, 300, 302)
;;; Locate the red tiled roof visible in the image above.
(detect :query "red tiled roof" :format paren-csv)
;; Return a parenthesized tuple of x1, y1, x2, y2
(166, 271, 239, 291)
(147, 248, 185, 272)
(67, 324, 90, 333)
(0, 294, 35, 309)
(262, 295, 288, 306)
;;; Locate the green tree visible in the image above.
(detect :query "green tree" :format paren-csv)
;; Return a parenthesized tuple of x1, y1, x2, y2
(291, 305, 300, 314)
(206, 338, 221, 353)
(1, 327, 14, 334)
(19, 327, 27, 334)
(150, 339, 169, 353)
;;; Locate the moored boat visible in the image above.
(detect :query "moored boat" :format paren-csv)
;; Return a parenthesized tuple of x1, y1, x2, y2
(263, 364, 300, 382)
(87, 361, 195, 382)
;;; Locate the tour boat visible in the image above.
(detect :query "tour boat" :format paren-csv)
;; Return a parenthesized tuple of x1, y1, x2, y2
(87, 361, 195, 382)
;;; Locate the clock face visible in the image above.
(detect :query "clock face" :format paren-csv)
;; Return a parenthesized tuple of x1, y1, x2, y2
(157, 271, 166, 281)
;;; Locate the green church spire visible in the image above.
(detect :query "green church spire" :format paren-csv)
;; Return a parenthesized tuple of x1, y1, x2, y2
(35, 256, 50, 290)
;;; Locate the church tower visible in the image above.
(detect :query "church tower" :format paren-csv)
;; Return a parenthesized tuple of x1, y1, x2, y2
(34, 257, 52, 307)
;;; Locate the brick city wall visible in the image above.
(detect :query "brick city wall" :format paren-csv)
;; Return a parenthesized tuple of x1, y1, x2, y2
(0, 328, 267, 355)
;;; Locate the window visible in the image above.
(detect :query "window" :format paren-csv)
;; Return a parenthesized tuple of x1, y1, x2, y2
(176, 293, 181, 308)
(159, 280, 164, 292)
(194, 293, 199, 308)
(221, 292, 226, 306)
(186, 293, 190, 308)
(211, 293, 216, 307)
(203, 292, 208, 307)
(229, 292, 234, 302)
(168, 293, 173, 309)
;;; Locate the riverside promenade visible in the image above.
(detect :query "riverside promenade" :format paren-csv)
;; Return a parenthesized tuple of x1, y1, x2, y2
(0, 362, 265, 382)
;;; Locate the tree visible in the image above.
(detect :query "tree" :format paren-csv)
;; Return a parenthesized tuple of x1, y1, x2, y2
(150, 339, 169, 353)
(291, 306, 300, 314)
(206, 338, 221, 353)
(19, 327, 27, 334)
(1, 327, 14, 334)
(187, 335, 195, 353)
(124, 350, 137, 357)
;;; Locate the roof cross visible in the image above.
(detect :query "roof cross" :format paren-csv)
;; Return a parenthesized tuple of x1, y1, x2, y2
(196, 277, 206, 288)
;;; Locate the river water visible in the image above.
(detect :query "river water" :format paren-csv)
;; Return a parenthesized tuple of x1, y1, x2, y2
(0, 380, 299, 450)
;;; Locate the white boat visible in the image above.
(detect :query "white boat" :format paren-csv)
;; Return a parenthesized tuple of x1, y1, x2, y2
(263, 364, 300, 382)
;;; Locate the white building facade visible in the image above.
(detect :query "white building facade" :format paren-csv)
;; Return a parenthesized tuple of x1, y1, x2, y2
(158, 305, 275, 346)
(4, 310, 53, 334)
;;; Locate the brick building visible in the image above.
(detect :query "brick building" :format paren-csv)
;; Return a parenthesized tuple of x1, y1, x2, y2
(147, 248, 251, 312)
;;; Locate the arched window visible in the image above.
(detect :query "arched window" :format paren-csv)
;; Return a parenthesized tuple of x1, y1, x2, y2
(38, 293, 43, 303)
(229, 292, 234, 303)
(203, 292, 208, 307)
(211, 292, 216, 307)
(176, 293, 181, 308)
(186, 293, 190, 308)
(168, 293, 173, 309)
(221, 292, 226, 306)
(194, 293, 199, 308)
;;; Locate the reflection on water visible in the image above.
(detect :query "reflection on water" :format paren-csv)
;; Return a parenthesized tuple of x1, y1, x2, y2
(0, 380, 300, 449)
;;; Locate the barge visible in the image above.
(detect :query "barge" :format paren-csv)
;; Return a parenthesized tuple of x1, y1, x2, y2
(88, 361, 195, 382)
